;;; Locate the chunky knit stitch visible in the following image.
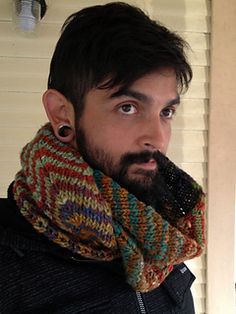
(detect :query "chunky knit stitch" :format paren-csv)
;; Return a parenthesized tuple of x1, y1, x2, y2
(13, 123, 205, 292)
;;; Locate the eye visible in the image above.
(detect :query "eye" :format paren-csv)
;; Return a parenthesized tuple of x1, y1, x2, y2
(118, 103, 137, 115)
(161, 107, 176, 119)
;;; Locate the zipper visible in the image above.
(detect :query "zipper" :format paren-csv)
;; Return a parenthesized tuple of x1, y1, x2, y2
(136, 291, 147, 314)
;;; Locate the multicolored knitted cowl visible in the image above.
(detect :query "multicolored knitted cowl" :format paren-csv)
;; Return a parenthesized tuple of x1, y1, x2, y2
(13, 123, 205, 292)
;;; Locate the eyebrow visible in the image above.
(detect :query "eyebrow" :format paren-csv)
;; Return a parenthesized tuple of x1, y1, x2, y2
(110, 88, 180, 106)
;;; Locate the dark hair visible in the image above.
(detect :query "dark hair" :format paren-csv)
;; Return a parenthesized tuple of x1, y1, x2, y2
(48, 2, 192, 118)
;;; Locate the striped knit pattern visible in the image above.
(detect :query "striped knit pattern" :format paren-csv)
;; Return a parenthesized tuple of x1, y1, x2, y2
(13, 123, 205, 292)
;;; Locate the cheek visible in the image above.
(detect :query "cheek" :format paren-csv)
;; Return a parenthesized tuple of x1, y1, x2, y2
(97, 127, 135, 163)
(163, 125, 172, 152)
(167, 127, 172, 141)
(87, 124, 124, 153)
(92, 122, 130, 145)
(101, 129, 128, 153)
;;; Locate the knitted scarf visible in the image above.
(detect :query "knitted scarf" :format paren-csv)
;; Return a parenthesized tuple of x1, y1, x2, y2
(13, 123, 205, 292)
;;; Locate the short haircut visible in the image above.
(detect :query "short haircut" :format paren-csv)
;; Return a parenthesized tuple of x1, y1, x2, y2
(48, 2, 192, 118)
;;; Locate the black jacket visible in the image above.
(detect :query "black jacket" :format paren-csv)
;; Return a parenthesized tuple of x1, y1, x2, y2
(0, 183, 196, 314)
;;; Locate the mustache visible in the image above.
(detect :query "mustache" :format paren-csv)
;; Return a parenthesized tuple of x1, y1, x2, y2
(120, 150, 161, 167)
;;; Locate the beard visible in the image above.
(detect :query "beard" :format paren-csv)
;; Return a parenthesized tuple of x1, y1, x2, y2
(76, 127, 201, 226)
(76, 127, 168, 209)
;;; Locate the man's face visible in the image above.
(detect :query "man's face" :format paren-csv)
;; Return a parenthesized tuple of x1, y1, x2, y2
(76, 69, 179, 192)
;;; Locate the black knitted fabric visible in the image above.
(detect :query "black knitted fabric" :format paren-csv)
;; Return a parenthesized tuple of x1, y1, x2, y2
(0, 184, 196, 314)
(153, 151, 203, 225)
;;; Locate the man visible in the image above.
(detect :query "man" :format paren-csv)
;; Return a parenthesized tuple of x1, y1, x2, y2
(0, 2, 205, 313)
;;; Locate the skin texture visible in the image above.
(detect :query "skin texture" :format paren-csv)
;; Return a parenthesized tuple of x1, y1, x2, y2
(43, 68, 179, 187)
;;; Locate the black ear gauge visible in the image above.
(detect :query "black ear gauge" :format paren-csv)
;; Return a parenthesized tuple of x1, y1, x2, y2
(58, 125, 72, 138)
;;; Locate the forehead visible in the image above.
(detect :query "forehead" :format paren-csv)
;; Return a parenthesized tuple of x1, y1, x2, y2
(85, 68, 179, 106)
(125, 68, 177, 88)
(108, 69, 178, 100)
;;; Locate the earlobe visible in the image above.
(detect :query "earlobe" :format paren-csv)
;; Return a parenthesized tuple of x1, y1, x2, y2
(42, 89, 76, 144)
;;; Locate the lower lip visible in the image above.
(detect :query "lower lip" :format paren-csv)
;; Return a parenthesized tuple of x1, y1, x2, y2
(136, 160, 157, 171)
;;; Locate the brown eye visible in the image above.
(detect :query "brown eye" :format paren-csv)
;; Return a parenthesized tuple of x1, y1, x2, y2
(161, 107, 176, 119)
(119, 104, 137, 114)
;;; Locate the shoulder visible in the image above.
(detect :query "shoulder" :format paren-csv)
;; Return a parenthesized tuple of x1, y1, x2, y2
(0, 182, 18, 227)
(0, 182, 35, 233)
(0, 196, 12, 225)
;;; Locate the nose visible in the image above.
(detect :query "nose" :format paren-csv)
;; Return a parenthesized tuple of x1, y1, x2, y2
(137, 117, 170, 153)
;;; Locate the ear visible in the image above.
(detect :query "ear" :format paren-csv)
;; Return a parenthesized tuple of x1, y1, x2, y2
(42, 89, 76, 146)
